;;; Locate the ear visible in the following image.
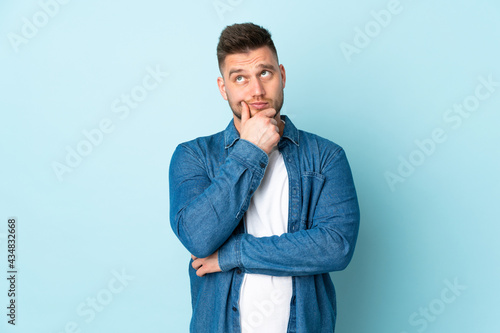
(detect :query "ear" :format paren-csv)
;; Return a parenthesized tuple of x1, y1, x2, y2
(217, 77, 228, 100)
(279, 64, 286, 89)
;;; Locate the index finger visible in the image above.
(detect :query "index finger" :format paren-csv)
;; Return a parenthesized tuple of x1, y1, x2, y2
(240, 101, 250, 125)
(256, 108, 277, 118)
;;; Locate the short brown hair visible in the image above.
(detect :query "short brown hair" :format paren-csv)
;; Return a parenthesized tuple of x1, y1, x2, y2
(217, 23, 278, 73)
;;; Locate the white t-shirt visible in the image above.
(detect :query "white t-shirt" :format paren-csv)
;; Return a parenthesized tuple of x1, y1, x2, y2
(239, 146, 293, 333)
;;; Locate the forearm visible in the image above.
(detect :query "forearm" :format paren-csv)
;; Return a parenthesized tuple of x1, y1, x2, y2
(218, 206, 360, 276)
(169, 139, 268, 258)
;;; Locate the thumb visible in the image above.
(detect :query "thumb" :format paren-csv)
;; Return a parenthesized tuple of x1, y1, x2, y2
(240, 101, 250, 125)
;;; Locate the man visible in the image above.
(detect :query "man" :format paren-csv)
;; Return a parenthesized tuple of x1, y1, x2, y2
(169, 23, 360, 332)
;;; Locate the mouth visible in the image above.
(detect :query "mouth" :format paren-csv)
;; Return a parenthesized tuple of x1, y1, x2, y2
(248, 102, 269, 110)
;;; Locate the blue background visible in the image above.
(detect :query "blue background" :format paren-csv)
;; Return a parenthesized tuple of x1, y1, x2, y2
(1, 0, 499, 332)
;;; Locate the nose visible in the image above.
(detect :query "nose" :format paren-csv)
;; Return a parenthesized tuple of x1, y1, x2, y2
(249, 77, 265, 97)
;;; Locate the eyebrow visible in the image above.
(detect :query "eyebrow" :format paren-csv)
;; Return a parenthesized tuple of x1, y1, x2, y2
(228, 63, 277, 78)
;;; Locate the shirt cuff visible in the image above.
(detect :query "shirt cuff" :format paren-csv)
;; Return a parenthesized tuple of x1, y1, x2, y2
(229, 139, 269, 174)
(218, 234, 243, 272)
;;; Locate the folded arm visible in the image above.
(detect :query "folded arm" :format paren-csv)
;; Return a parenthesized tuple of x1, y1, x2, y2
(169, 139, 269, 258)
(217, 148, 360, 276)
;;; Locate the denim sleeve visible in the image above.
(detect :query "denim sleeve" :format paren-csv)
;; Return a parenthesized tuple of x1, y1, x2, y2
(169, 139, 269, 258)
(218, 148, 360, 276)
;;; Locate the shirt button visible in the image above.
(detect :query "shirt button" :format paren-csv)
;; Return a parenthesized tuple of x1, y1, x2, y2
(237, 269, 242, 274)
(232, 307, 237, 312)
(259, 162, 266, 168)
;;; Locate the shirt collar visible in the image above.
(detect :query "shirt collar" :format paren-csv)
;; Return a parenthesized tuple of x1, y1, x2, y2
(223, 115, 299, 149)
(280, 115, 300, 147)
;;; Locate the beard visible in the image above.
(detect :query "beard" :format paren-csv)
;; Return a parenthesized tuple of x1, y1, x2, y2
(229, 89, 285, 120)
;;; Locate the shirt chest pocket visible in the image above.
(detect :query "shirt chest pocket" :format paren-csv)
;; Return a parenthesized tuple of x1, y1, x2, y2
(300, 171, 326, 229)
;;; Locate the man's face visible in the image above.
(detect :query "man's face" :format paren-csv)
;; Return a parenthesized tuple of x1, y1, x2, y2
(217, 46, 286, 133)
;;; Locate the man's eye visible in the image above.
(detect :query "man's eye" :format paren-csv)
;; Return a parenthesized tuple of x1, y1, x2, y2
(236, 76, 244, 82)
(261, 70, 270, 77)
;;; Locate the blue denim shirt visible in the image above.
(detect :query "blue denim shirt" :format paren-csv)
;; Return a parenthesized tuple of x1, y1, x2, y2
(169, 116, 360, 332)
